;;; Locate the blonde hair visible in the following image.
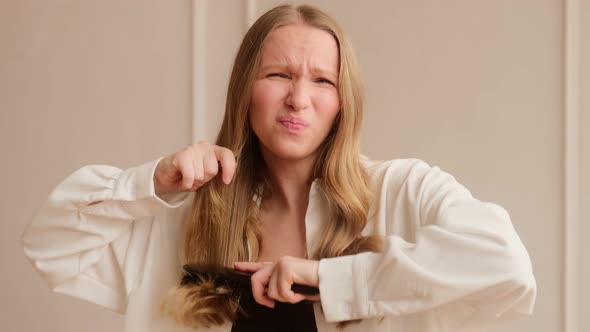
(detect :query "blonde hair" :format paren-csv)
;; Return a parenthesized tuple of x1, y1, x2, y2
(161, 4, 382, 328)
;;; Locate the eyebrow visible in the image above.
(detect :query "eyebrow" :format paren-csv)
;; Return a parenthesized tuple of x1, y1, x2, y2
(258, 64, 338, 81)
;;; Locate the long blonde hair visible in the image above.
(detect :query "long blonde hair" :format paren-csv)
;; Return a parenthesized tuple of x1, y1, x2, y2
(161, 4, 382, 328)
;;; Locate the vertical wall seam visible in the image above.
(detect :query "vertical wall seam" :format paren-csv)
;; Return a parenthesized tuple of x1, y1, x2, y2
(565, 0, 580, 331)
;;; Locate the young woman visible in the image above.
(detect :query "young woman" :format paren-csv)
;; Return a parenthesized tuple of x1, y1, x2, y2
(22, 4, 536, 332)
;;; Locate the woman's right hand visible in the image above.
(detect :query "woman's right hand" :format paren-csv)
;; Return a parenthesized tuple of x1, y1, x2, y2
(154, 142, 236, 196)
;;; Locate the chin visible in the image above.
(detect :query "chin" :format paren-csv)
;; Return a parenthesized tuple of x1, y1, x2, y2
(263, 140, 317, 162)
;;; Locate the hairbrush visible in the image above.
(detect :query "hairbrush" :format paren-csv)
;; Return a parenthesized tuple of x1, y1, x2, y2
(181, 264, 319, 296)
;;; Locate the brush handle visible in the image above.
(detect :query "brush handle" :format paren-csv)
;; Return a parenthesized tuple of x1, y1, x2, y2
(291, 283, 319, 296)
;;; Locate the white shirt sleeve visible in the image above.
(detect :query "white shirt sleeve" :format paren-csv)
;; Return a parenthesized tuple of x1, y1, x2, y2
(317, 159, 537, 327)
(21, 158, 191, 314)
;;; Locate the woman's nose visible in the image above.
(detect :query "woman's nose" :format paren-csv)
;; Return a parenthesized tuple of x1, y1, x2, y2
(286, 81, 311, 112)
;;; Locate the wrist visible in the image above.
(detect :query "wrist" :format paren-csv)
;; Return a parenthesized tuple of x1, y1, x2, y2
(298, 258, 320, 287)
(153, 173, 168, 197)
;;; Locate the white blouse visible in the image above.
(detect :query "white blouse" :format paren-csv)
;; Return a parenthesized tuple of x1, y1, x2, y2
(22, 157, 536, 332)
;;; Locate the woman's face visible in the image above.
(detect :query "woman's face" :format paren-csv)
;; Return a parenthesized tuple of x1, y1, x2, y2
(249, 23, 340, 163)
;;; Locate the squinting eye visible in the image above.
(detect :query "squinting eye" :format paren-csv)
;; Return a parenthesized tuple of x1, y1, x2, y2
(267, 73, 290, 79)
(316, 78, 335, 86)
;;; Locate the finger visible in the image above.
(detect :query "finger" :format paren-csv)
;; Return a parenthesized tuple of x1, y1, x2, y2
(233, 261, 265, 273)
(174, 152, 194, 190)
(202, 148, 219, 182)
(266, 271, 279, 300)
(251, 269, 275, 308)
(288, 291, 307, 303)
(276, 274, 303, 303)
(214, 146, 236, 184)
(266, 270, 302, 303)
(191, 149, 204, 182)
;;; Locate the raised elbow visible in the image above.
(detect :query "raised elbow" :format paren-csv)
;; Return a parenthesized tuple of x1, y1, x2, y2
(502, 248, 537, 316)
(477, 241, 537, 319)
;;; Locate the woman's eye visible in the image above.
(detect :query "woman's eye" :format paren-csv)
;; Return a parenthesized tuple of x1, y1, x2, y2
(268, 73, 289, 79)
(316, 78, 335, 86)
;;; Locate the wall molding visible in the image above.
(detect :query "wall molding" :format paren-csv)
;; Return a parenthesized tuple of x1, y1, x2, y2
(192, 0, 208, 143)
(564, 0, 580, 331)
(192, 0, 256, 142)
(245, 0, 257, 32)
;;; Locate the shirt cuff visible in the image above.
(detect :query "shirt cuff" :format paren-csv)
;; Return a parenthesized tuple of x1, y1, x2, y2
(318, 253, 371, 322)
(113, 157, 191, 217)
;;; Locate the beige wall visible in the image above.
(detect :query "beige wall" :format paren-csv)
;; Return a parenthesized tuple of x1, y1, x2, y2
(0, 0, 191, 331)
(1, 1, 586, 331)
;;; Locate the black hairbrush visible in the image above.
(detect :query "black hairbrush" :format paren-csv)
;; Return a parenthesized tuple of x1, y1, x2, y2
(181, 264, 319, 296)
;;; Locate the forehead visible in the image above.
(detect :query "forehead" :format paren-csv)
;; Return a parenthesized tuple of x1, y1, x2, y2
(259, 23, 339, 71)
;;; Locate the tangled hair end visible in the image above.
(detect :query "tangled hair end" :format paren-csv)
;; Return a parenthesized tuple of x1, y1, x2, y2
(160, 277, 241, 328)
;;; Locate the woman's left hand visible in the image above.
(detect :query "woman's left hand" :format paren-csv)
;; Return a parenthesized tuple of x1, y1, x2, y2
(233, 256, 321, 308)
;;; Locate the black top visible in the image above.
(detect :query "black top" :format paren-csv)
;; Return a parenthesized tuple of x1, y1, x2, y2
(231, 293, 318, 332)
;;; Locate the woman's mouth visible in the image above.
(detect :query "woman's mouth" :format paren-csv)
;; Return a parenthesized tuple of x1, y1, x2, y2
(278, 116, 309, 131)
